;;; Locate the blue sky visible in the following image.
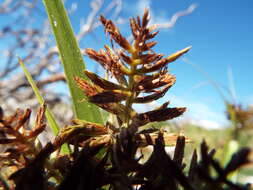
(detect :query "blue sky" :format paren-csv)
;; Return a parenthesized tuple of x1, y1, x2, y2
(2, 0, 253, 128)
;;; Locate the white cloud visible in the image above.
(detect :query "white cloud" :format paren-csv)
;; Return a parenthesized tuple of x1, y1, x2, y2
(136, 0, 152, 13)
(168, 95, 228, 129)
(135, 0, 162, 26)
(245, 95, 253, 105)
(188, 119, 223, 129)
(132, 0, 197, 29)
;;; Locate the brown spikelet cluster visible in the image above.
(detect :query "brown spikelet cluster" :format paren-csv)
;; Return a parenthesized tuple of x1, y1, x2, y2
(0, 106, 46, 167)
(0, 105, 53, 189)
(75, 8, 190, 134)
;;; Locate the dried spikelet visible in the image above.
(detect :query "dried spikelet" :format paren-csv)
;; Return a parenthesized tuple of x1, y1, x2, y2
(100, 15, 132, 51)
(84, 70, 126, 90)
(137, 46, 191, 73)
(74, 76, 102, 97)
(130, 107, 187, 129)
(134, 73, 176, 92)
(89, 90, 131, 104)
(53, 120, 109, 148)
(133, 85, 172, 103)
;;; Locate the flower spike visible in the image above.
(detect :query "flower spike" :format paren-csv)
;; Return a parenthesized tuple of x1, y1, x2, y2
(76, 9, 190, 132)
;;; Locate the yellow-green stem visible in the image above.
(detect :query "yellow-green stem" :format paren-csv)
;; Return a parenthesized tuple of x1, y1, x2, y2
(124, 48, 140, 127)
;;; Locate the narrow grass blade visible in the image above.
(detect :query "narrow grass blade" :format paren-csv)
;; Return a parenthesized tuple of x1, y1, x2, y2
(43, 0, 103, 124)
(19, 58, 70, 154)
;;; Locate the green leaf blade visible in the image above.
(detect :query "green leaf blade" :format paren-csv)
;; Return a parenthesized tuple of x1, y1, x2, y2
(19, 59, 70, 154)
(43, 0, 103, 124)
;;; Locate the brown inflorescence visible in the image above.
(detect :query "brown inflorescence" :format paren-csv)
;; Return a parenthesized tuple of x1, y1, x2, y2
(76, 8, 190, 134)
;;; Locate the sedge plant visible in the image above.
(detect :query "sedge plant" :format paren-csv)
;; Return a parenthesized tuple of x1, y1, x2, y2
(0, 1, 252, 189)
